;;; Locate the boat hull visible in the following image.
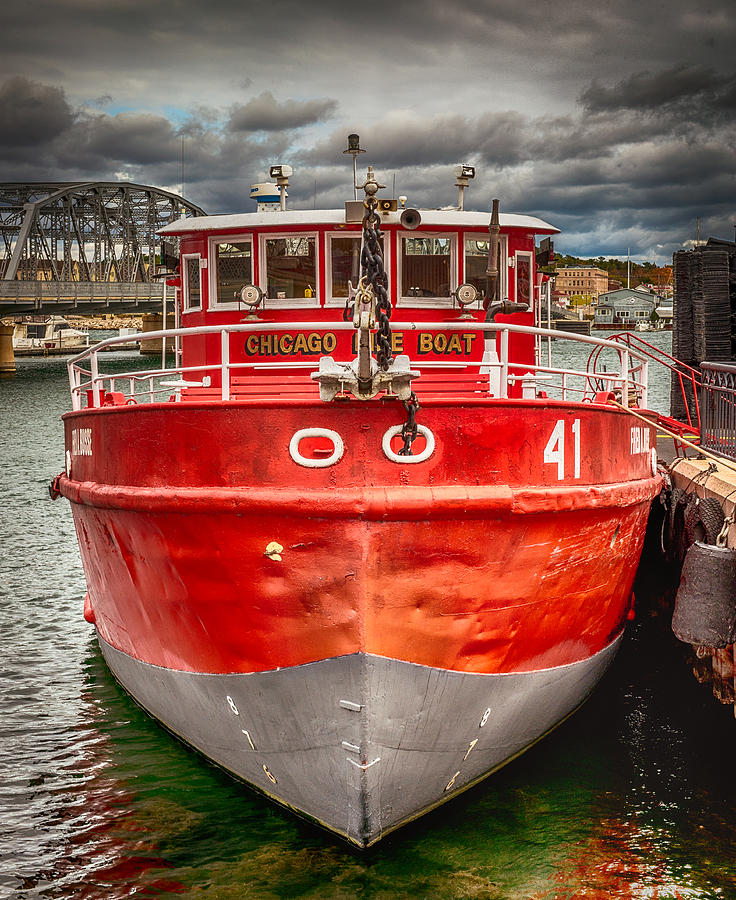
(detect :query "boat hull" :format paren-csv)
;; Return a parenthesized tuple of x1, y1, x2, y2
(99, 635, 621, 848)
(60, 397, 661, 844)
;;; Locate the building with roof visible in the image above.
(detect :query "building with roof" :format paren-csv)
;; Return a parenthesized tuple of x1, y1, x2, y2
(593, 288, 657, 328)
(554, 266, 609, 302)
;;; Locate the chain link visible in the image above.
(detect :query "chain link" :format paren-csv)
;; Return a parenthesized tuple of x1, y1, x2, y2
(362, 198, 392, 371)
(398, 391, 420, 456)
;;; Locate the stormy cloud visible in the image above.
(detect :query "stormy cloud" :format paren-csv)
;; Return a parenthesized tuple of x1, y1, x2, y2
(227, 93, 338, 132)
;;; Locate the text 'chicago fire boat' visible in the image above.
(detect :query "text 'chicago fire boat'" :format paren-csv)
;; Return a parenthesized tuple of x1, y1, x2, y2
(54, 139, 662, 847)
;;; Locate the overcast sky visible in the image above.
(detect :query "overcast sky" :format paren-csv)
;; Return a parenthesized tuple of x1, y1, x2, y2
(2, 0, 735, 263)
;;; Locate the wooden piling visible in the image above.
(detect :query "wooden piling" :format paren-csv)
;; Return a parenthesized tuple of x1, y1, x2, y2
(712, 646, 735, 704)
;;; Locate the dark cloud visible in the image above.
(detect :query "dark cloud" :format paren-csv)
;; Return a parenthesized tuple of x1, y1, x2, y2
(227, 92, 338, 132)
(580, 65, 720, 112)
(70, 112, 179, 166)
(0, 76, 74, 147)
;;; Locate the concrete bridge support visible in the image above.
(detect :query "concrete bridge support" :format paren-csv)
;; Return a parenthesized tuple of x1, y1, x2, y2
(0, 324, 15, 374)
(139, 314, 164, 356)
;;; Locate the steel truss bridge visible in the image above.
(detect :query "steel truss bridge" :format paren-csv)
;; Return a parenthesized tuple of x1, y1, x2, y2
(0, 182, 206, 318)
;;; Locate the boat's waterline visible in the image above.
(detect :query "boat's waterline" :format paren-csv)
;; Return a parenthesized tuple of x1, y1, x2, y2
(99, 635, 622, 848)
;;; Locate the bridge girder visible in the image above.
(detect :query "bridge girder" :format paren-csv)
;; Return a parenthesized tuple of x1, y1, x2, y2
(0, 182, 205, 316)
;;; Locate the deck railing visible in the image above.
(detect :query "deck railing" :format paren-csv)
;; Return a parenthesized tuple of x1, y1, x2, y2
(700, 362, 736, 461)
(66, 320, 651, 412)
(589, 331, 702, 433)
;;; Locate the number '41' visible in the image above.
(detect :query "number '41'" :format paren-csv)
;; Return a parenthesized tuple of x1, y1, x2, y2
(543, 419, 580, 480)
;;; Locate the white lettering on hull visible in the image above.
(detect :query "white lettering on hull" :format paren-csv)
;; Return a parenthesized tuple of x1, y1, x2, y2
(630, 426, 651, 455)
(71, 427, 92, 457)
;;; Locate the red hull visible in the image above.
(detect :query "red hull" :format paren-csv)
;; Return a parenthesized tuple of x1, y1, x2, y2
(62, 399, 660, 677)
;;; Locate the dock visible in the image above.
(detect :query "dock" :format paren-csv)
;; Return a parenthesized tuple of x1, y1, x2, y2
(554, 319, 591, 335)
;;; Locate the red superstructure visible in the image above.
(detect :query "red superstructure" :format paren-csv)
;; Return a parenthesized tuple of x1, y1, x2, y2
(57, 159, 661, 847)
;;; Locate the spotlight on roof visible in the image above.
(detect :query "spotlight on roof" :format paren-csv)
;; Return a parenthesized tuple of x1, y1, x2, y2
(454, 164, 475, 210)
(269, 165, 292, 210)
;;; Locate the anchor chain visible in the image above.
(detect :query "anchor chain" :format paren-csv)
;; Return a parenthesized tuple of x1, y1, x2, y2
(361, 168, 421, 452)
(361, 197, 393, 371)
(398, 391, 420, 456)
(312, 165, 420, 404)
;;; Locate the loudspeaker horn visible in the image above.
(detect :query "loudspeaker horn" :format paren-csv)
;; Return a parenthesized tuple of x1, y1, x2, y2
(400, 208, 422, 230)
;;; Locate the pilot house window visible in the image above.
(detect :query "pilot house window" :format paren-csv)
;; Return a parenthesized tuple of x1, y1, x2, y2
(401, 237, 452, 300)
(464, 239, 490, 295)
(213, 240, 252, 305)
(265, 236, 317, 300)
(330, 237, 362, 298)
(183, 257, 201, 310)
(329, 235, 385, 300)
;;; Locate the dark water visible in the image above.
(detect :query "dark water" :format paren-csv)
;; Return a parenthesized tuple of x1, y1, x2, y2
(3, 347, 736, 899)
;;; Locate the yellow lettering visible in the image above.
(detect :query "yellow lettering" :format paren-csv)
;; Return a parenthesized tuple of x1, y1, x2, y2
(280, 334, 294, 354)
(462, 333, 476, 353)
(418, 333, 433, 354)
(447, 333, 463, 353)
(392, 332, 404, 352)
(323, 333, 337, 353)
(434, 333, 447, 353)
(245, 335, 259, 355)
(260, 334, 273, 355)
(307, 332, 321, 353)
(293, 333, 309, 354)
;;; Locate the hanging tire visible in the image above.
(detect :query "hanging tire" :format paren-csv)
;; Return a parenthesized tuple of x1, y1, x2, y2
(684, 495, 725, 545)
(665, 487, 689, 562)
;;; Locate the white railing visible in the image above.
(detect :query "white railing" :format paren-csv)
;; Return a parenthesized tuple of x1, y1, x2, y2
(66, 321, 650, 411)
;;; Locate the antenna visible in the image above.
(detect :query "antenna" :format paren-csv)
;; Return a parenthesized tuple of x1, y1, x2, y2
(343, 134, 366, 201)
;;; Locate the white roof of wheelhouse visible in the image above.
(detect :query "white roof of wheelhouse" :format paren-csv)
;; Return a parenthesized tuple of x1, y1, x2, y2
(160, 209, 559, 236)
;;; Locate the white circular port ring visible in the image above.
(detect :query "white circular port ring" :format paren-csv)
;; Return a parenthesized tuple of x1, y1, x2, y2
(289, 428, 344, 468)
(650, 447, 658, 477)
(382, 424, 436, 464)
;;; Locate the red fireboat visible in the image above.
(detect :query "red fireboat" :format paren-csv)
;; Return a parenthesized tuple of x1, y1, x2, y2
(56, 141, 661, 847)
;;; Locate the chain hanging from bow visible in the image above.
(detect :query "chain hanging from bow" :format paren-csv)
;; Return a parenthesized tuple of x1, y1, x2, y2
(398, 391, 420, 455)
(360, 170, 393, 372)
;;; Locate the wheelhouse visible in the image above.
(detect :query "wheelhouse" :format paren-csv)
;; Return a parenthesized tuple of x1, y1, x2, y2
(160, 205, 559, 378)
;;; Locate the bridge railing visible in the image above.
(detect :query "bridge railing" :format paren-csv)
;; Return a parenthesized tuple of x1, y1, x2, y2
(66, 321, 652, 412)
(0, 280, 166, 315)
(700, 363, 736, 461)
(0, 280, 165, 297)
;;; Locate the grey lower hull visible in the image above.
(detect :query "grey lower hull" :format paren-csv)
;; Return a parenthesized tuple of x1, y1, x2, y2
(99, 635, 621, 847)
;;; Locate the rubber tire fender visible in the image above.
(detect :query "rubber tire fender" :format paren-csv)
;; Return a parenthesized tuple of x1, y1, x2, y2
(684, 495, 725, 546)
